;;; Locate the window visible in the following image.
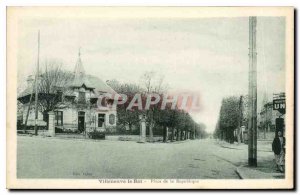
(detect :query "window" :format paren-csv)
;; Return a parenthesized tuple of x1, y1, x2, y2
(54, 111, 63, 126)
(78, 91, 86, 103)
(109, 114, 115, 125)
(98, 114, 105, 127)
(57, 90, 63, 102)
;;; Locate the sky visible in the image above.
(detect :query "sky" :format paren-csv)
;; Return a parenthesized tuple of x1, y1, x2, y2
(17, 17, 286, 133)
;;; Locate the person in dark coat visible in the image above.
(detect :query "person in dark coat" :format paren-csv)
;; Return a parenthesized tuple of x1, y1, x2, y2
(272, 131, 285, 172)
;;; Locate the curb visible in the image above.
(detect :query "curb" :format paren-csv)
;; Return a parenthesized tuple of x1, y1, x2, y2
(235, 165, 284, 179)
(235, 166, 246, 179)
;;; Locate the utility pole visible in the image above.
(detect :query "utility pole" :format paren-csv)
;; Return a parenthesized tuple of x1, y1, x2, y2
(262, 92, 268, 139)
(23, 77, 35, 133)
(34, 30, 40, 136)
(238, 95, 243, 145)
(193, 122, 196, 140)
(264, 106, 267, 139)
(248, 17, 257, 167)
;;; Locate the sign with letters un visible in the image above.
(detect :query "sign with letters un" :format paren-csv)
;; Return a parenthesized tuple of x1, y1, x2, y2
(273, 99, 286, 114)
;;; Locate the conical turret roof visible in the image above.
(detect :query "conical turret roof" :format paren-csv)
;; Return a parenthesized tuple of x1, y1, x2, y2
(71, 49, 93, 89)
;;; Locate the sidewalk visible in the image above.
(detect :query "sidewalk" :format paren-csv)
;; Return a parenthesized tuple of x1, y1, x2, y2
(216, 140, 285, 179)
(217, 140, 272, 152)
(236, 165, 284, 179)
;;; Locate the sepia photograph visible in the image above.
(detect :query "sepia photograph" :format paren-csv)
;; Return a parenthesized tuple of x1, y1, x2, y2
(6, 6, 294, 189)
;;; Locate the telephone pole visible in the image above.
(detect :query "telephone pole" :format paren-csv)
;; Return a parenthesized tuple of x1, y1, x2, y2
(238, 95, 243, 145)
(248, 17, 257, 167)
(34, 30, 40, 136)
(193, 122, 196, 139)
(23, 77, 35, 133)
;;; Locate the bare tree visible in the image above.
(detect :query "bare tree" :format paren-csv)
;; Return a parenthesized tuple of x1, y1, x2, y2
(37, 60, 74, 129)
(141, 71, 168, 142)
(106, 80, 143, 133)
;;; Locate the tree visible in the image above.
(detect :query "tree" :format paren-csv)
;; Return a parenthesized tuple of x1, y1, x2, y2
(214, 96, 240, 143)
(140, 71, 167, 142)
(107, 74, 208, 142)
(166, 106, 181, 141)
(174, 110, 188, 141)
(155, 100, 178, 142)
(106, 80, 143, 133)
(37, 60, 74, 129)
(195, 123, 207, 139)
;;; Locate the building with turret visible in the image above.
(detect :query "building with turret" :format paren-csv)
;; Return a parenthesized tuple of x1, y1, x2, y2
(18, 51, 117, 133)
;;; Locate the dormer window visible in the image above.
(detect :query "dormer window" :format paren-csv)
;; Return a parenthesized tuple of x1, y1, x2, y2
(57, 90, 63, 102)
(78, 91, 86, 103)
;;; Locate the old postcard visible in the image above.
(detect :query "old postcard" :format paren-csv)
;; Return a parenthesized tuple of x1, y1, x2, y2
(6, 7, 294, 189)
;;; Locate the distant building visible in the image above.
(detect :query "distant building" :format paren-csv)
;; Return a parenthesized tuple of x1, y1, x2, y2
(18, 51, 117, 133)
(258, 101, 282, 132)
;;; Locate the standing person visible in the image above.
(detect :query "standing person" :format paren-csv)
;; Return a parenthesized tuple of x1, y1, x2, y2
(272, 131, 285, 172)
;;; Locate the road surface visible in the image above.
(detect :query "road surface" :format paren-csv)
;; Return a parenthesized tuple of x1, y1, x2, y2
(17, 136, 243, 179)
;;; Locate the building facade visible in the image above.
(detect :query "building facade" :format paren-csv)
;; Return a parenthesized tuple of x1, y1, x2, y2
(258, 101, 282, 133)
(18, 51, 117, 133)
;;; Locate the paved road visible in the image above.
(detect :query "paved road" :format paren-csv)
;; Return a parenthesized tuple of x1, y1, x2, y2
(17, 136, 241, 179)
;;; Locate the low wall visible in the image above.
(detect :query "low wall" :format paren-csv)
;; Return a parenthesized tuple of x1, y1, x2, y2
(18, 130, 164, 142)
(105, 135, 163, 142)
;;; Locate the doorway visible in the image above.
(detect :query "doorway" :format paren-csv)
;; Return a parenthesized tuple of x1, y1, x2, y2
(78, 111, 85, 132)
